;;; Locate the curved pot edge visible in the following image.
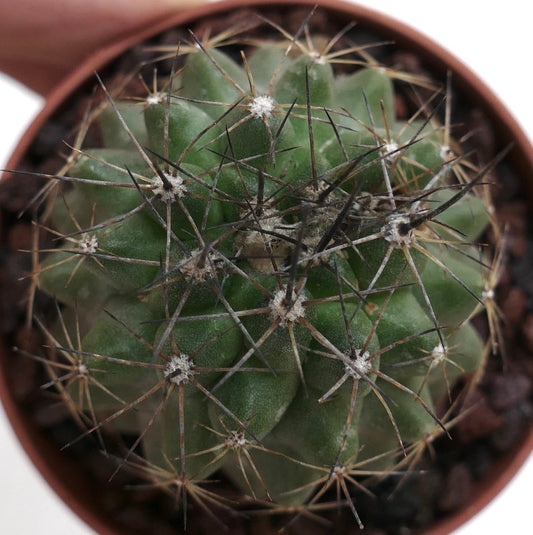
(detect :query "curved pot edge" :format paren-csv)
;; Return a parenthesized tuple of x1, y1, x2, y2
(1, 1, 532, 534)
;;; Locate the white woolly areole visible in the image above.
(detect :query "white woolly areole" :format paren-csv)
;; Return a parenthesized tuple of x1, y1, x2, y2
(146, 93, 164, 105)
(249, 95, 275, 120)
(482, 286, 495, 301)
(152, 173, 186, 202)
(431, 343, 447, 364)
(381, 141, 399, 161)
(77, 363, 89, 376)
(439, 144, 454, 162)
(382, 214, 414, 248)
(180, 249, 220, 283)
(332, 465, 348, 477)
(225, 430, 247, 450)
(308, 50, 326, 64)
(269, 286, 306, 325)
(237, 205, 294, 272)
(345, 349, 372, 378)
(164, 355, 195, 385)
(79, 234, 98, 254)
(351, 192, 375, 214)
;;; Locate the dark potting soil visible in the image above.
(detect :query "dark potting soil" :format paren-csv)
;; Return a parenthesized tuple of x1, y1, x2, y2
(1, 5, 532, 535)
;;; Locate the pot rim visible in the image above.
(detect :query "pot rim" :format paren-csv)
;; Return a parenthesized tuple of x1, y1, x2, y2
(1, 1, 532, 534)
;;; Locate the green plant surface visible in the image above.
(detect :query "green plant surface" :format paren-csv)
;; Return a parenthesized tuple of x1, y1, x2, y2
(27, 11, 502, 529)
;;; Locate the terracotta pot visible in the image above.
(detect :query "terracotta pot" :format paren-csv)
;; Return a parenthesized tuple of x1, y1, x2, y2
(1, 1, 532, 533)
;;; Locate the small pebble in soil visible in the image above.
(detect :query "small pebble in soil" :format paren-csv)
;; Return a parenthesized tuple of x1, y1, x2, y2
(522, 314, 533, 354)
(437, 464, 474, 513)
(488, 373, 532, 411)
(502, 286, 527, 327)
(454, 389, 503, 444)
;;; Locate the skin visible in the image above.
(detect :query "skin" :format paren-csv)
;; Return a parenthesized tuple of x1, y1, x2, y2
(0, 0, 203, 96)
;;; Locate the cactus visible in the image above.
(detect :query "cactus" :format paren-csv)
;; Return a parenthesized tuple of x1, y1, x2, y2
(29, 11, 501, 528)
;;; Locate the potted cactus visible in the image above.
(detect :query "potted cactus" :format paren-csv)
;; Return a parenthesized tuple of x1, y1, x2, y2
(1, 1, 532, 534)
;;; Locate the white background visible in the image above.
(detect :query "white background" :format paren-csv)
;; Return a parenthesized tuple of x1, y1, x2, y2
(0, 1, 531, 533)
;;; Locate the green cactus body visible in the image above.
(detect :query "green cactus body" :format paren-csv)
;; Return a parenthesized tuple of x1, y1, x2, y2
(35, 19, 496, 523)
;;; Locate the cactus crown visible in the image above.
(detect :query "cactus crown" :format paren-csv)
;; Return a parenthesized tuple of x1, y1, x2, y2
(27, 8, 501, 529)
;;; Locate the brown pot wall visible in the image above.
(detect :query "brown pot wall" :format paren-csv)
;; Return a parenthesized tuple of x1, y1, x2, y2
(1, 1, 532, 534)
